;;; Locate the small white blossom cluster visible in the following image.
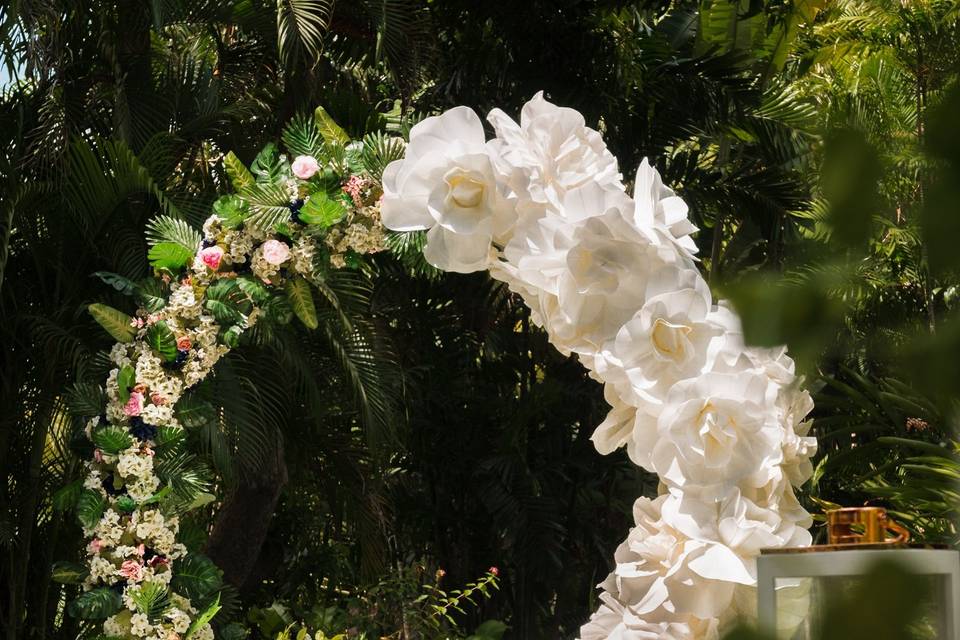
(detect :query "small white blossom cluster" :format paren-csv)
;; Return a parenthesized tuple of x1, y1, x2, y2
(381, 92, 818, 638)
(80, 151, 386, 639)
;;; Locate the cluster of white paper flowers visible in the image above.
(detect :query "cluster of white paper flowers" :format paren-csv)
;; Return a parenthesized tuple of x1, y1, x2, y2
(381, 92, 818, 638)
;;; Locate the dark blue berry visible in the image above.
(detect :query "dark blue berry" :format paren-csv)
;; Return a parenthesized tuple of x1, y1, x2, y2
(201, 239, 217, 249)
(289, 199, 305, 224)
(129, 418, 158, 442)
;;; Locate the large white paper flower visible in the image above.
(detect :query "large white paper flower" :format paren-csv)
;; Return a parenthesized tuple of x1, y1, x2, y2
(651, 371, 785, 499)
(487, 91, 624, 209)
(632, 159, 699, 260)
(381, 106, 513, 272)
(596, 496, 751, 624)
(580, 595, 720, 640)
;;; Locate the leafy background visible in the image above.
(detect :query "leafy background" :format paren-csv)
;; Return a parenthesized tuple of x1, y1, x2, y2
(0, 1, 957, 639)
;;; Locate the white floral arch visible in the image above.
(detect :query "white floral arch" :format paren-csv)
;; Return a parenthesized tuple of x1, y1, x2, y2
(380, 93, 817, 639)
(71, 93, 815, 640)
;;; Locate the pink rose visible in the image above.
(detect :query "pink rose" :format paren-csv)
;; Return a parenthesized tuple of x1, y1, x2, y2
(120, 559, 144, 581)
(199, 245, 224, 271)
(88, 538, 104, 554)
(176, 336, 192, 350)
(123, 391, 144, 417)
(150, 392, 166, 406)
(261, 239, 290, 266)
(291, 155, 320, 180)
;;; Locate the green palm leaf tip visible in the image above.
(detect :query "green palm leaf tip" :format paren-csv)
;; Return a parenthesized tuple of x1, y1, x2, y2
(283, 111, 325, 159)
(145, 215, 202, 271)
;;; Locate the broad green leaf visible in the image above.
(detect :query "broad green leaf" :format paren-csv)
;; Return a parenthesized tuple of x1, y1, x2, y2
(206, 279, 247, 325)
(146, 321, 178, 362)
(298, 193, 345, 228)
(51, 561, 90, 584)
(174, 399, 216, 429)
(315, 106, 350, 146)
(93, 426, 134, 455)
(212, 194, 249, 229)
(148, 242, 195, 271)
(77, 489, 106, 529)
(171, 554, 223, 601)
(236, 276, 272, 304)
(285, 277, 318, 330)
(117, 365, 136, 403)
(223, 151, 256, 193)
(52, 480, 82, 512)
(130, 582, 171, 622)
(88, 303, 136, 343)
(185, 594, 221, 639)
(250, 142, 284, 183)
(67, 587, 123, 620)
(221, 325, 243, 348)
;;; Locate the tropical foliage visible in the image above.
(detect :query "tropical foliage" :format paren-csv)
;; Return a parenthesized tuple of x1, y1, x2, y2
(0, 0, 957, 639)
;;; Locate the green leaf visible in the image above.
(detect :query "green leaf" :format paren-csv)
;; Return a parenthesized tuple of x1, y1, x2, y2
(146, 321, 178, 362)
(185, 594, 221, 639)
(285, 277, 318, 330)
(282, 112, 325, 159)
(52, 480, 83, 512)
(236, 276, 272, 305)
(174, 399, 216, 430)
(51, 561, 90, 584)
(212, 195, 249, 229)
(250, 142, 284, 184)
(145, 216, 201, 270)
(298, 193, 345, 228)
(315, 106, 350, 146)
(224, 151, 256, 194)
(68, 588, 123, 620)
(130, 582, 171, 623)
(117, 365, 136, 403)
(115, 495, 137, 513)
(171, 554, 223, 602)
(93, 426, 134, 455)
(88, 303, 136, 343)
(206, 279, 247, 325)
(221, 325, 243, 348)
(93, 271, 138, 296)
(360, 131, 405, 181)
(65, 382, 107, 417)
(77, 489, 106, 529)
(148, 243, 195, 271)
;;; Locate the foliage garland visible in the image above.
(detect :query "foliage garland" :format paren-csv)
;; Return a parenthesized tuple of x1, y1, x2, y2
(57, 109, 400, 640)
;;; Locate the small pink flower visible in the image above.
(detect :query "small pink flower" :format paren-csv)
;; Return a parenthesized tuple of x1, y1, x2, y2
(291, 155, 320, 180)
(150, 392, 166, 406)
(199, 245, 224, 271)
(120, 559, 144, 581)
(132, 383, 147, 395)
(130, 317, 145, 329)
(146, 313, 161, 325)
(88, 538, 104, 554)
(176, 336, 192, 350)
(94, 449, 104, 463)
(123, 391, 144, 417)
(261, 239, 291, 266)
(142, 447, 155, 457)
(489, 566, 499, 577)
(136, 544, 145, 556)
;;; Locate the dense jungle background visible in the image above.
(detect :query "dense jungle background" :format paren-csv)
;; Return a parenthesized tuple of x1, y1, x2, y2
(1, 1, 958, 639)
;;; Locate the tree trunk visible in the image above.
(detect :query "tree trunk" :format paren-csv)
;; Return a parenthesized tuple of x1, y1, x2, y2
(204, 440, 288, 591)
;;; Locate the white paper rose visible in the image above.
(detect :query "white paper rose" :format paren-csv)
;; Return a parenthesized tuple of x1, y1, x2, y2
(580, 595, 720, 640)
(632, 159, 699, 260)
(381, 106, 513, 272)
(651, 371, 785, 499)
(487, 91, 624, 210)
